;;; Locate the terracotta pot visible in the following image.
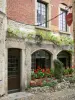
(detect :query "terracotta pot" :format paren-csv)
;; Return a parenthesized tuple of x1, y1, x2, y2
(30, 81, 36, 86)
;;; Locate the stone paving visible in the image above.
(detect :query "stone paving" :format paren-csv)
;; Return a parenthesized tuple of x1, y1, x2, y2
(1, 89, 75, 100)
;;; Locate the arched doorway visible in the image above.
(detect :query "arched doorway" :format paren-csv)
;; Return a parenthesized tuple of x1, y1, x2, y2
(31, 50, 52, 70)
(8, 48, 21, 93)
(57, 50, 71, 68)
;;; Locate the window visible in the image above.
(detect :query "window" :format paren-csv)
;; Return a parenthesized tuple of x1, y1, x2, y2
(59, 9, 68, 32)
(31, 50, 51, 70)
(57, 51, 71, 68)
(37, 1, 47, 27)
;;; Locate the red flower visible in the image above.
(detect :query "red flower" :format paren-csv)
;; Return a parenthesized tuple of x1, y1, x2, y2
(42, 69, 45, 73)
(37, 66, 41, 70)
(44, 66, 46, 69)
(34, 69, 38, 73)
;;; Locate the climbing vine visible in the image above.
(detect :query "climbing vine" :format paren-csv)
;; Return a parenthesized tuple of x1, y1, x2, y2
(7, 26, 74, 46)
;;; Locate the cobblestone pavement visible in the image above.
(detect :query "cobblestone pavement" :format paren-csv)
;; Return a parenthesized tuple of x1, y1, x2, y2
(1, 89, 75, 100)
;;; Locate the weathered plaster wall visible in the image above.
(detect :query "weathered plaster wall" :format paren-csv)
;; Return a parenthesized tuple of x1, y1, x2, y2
(0, 0, 6, 13)
(0, 12, 7, 95)
(5, 20, 73, 91)
(5, 37, 73, 89)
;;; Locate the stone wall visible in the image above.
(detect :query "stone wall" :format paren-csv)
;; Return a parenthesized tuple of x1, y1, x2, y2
(3, 19, 73, 94)
(5, 37, 73, 90)
(0, 12, 7, 95)
(0, 0, 6, 13)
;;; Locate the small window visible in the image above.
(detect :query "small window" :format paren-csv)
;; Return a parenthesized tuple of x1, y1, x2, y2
(37, 1, 47, 27)
(59, 9, 68, 32)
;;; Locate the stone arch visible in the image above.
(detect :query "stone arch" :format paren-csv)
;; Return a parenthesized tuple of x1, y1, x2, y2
(31, 49, 52, 69)
(57, 50, 72, 68)
(31, 48, 53, 55)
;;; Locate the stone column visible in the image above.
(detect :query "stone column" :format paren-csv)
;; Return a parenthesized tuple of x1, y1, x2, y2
(72, 53, 74, 66)
(52, 53, 57, 69)
(21, 49, 27, 91)
(25, 43, 31, 87)
(0, 12, 7, 95)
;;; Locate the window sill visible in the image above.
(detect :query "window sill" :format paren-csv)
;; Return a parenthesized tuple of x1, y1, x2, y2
(59, 31, 71, 35)
(35, 26, 51, 31)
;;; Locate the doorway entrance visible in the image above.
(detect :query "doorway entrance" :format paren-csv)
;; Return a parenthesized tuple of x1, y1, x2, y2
(8, 48, 20, 93)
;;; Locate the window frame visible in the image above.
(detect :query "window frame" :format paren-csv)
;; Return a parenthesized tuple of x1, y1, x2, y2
(59, 8, 68, 32)
(37, 1, 47, 27)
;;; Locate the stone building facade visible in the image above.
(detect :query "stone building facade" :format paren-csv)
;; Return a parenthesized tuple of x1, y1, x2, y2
(0, 0, 73, 95)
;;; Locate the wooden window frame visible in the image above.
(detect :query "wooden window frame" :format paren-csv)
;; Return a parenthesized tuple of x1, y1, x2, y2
(59, 8, 68, 32)
(37, 1, 47, 27)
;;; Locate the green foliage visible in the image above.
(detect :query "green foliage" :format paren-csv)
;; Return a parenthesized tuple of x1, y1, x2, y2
(45, 73, 51, 77)
(50, 68, 54, 76)
(63, 69, 69, 75)
(26, 32, 35, 39)
(60, 36, 74, 45)
(36, 29, 73, 46)
(31, 70, 45, 79)
(37, 71, 45, 78)
(36, 29, 61, 45)
(43, 80, 57, 87)
(7, 27, 74, 46)
(31, 68, 54, 79)
(54, 59, 63, 81)
(7, 27, 18, 37)
(64, 76, 75, 83)
(68, 68, 73, 74)
(63, 68, 73, 75)
(7, 26, 35, 39)
(31, 72, 38, 79)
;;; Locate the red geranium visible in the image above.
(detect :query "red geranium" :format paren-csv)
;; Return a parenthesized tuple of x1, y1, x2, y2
(37, 66, 41, 70)
(42, 69, 45, 73)
(34, 69, 38, 73)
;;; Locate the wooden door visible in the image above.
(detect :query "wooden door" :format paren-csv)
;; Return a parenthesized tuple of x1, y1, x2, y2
(8, 48, 20, 93)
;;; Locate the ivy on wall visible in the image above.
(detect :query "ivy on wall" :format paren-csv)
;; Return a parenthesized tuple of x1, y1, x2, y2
(7, 26, 26, 38)
(7, 26, 74, 46)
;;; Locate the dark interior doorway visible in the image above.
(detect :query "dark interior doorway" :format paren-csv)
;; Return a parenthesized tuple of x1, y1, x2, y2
(8, 48, 20, 93)
(59, 58, 66, 68)
(57, 51, 71, 68)
(31, 50, 51, 69)
(36, 58, 45, 69)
